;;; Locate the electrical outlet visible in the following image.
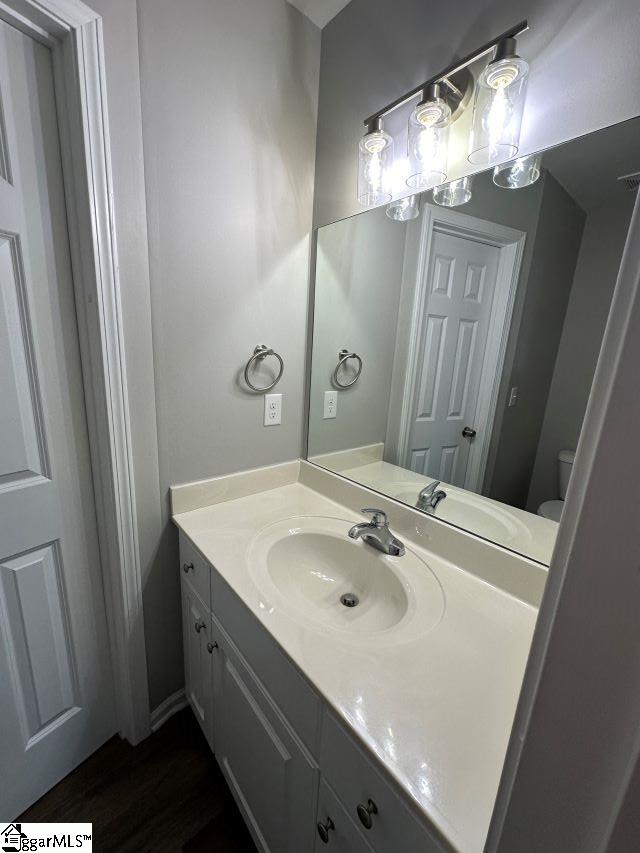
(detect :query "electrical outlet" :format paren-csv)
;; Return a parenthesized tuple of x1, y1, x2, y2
(323, 390, 337, 419)
(264, 393, 282, 426)
(508, 386, 519, 408)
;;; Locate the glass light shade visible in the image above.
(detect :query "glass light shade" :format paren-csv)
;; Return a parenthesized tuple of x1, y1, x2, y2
(357, 127, 394, 205)
(433, 176, 473, 207)
(386, 195, 420, 221)
(468, 55, 529, 166)
(493, 153, 542, 188)
(406, 96, 451, 190)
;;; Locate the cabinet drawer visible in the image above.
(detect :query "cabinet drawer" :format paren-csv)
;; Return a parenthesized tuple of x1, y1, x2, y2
(320, 712, 447, 853)
(315, 779, 374, 853)
(211, 566, 321, 755)
(179, 532, 210, 608)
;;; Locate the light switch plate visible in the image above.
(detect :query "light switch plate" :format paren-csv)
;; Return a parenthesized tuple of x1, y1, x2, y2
(264, 393, 282, 426)
(323, 390, 337, 419)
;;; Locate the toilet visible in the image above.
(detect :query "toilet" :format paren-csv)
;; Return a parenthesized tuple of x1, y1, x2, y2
(537, 450, 575, 522)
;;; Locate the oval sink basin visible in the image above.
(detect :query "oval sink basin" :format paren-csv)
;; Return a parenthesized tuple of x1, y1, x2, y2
(248, 516, 444, 639)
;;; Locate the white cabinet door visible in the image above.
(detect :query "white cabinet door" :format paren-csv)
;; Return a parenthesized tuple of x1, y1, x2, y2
(212, 618, 318, 853)
(0, 18, 115, 818)
(181, 577, 213, 748)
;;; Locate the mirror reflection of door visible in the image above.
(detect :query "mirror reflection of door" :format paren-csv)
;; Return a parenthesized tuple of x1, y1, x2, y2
(399, 208, 524, 491)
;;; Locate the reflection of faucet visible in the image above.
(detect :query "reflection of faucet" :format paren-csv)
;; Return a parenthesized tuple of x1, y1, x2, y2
(416, 480, 447, 513)
(348, 509, 405, 556)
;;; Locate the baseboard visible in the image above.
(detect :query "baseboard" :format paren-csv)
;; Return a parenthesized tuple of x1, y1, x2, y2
(150, 688, 188, 732)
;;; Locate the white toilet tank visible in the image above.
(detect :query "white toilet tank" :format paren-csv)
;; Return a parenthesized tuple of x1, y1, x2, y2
(558, 450, 576, 499)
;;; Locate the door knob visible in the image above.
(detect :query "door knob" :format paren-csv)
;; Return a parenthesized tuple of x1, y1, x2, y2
(316, 816, 335, 843)
(206, 641, 218, 653)
(194, 618, 206, 633)
(356, 798, 378, 829)
(462, 426, 476, 439)
(183, 562, 193, 573)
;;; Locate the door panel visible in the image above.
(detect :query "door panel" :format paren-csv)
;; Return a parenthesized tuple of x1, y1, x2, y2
(0, 19, 115, 817)
(406, 228, 501, 488)
(181, 578, 211, 738)
(213, 623, 317, 853)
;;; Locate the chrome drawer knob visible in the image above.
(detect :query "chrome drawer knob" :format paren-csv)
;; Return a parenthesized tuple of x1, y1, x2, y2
(194, 618, 206, 633)
(316, 816, 334, 844)
(183, 561, 193, 573)
(207, 641, 218, 653)
(356, 798, 378, 829)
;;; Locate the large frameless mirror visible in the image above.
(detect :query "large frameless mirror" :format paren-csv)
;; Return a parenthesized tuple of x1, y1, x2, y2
(306, 118, 640, 565)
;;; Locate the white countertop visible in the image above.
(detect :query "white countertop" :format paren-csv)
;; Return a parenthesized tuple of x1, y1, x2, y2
(173, 477, 538, 852)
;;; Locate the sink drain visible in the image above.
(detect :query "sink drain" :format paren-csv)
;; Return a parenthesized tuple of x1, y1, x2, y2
(340, 592, 359, 608)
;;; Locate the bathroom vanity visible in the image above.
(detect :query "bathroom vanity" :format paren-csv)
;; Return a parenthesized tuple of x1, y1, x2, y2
(173, 461, 541, 852)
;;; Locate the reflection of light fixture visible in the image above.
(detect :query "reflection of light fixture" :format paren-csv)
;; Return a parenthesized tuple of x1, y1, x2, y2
(386, 195, 420, 221)
(433, 176, 473, 207)
(468, 36, 529, 166)
(493, 153, 541, 188)
(357, 117, 394, 205)
(407, 84, 451, 190)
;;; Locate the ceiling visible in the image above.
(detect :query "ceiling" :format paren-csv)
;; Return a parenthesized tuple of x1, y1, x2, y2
(544, 117, 640, 213)
(286, 0, 353, 28)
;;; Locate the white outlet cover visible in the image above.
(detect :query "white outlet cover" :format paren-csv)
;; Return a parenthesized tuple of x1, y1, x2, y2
(323, 390, 337, 419)
(264, 393, 282, 426)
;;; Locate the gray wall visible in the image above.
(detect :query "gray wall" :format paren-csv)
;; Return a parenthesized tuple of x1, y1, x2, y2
(314, 0, 640, 228)
(308, 207, 405, 456)
(96, 0, 320, 710)
(488, 174, 585, 508)
(526, 194, 635, 512)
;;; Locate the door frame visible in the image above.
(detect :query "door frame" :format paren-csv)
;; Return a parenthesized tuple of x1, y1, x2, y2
(397, 204, 525, 490)
(0, 0, 150, 743)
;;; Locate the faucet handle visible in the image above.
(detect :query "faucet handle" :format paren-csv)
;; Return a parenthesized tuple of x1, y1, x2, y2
(361, 508, 387, 527)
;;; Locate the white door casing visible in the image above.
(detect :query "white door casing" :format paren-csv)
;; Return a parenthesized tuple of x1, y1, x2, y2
(0, 0, 150, 748)
(0, 18, 116, 817)
(398, 205, 525, 492)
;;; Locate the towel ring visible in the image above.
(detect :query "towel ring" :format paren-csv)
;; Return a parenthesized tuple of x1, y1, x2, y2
(244, 345, 284, 392)
(333, 349, 363, 389)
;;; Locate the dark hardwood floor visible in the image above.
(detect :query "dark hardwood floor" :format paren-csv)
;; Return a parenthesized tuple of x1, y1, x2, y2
(19, 708, 257, 852)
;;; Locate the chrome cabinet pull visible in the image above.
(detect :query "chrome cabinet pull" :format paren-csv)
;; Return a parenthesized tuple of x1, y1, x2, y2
(316, 816, 335, 844)
(356, 798, 378, 829)
(183, 561, 193, 573)
(194, 618, 206, 633)
(206, 641, 218, 653)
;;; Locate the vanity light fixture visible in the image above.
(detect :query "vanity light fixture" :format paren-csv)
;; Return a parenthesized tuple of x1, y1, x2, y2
(386, 194, 420, 221)
(432, 176, 473, 207)
(493, 152, 542, 188)
(468, 36, 530, 166)
(356, 21, 528, 206)
(407, 84, 451, 190)
(357, 117, 394, 205)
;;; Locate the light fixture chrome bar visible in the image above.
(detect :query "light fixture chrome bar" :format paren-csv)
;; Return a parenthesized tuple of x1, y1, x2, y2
(363, 20, 528, 127)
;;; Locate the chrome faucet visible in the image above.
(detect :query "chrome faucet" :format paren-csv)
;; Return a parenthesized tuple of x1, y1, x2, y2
(348, 508, 405, 556)
(416, 480, 447, 512)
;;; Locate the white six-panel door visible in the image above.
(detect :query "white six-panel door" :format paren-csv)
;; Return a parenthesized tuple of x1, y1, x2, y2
(405, 228, 501, 487)
(0, 19, 115, 817)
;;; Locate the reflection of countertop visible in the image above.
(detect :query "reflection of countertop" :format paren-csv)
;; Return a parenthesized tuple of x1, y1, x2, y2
(172, 462, 539, 853)
(319, 456, 558, 566)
